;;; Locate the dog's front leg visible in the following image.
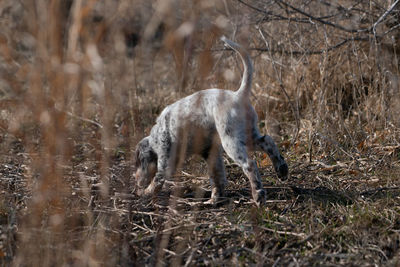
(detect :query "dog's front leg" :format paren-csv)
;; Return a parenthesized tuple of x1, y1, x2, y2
(242, 159, 266, 206)
(204, 147, 227, 204)
(144, 137, 179, 197)
(220, 139, 266, 206)
(143, 154, 170, 196)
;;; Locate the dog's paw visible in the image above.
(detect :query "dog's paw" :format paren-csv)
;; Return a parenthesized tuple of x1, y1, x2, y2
(276, 161, 289, 179)
(204, 198, 217, 205)
(143, 181, 164, 197)
(205, 194, 226, 206)
(132, 184, 154, 197)
(134, 187, 145, 196)
(254, 189, 266, 207)
(143, 185, 155, 196)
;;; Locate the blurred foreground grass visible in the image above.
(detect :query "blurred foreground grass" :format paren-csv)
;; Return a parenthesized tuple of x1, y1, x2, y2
(0, 0, 399, 265)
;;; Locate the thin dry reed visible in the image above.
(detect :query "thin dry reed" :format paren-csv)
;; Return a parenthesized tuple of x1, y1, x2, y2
(0, 0, 399, 266)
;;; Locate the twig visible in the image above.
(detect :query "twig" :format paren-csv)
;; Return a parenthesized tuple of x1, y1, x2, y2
(213, 36, 368, 55)
(272, 257, 281, 267)
(112, 207, 169, 218)
(259, 226, 306, 238)
(360, 186, 400, 198)
(287, 233, 314, 248)
(57, 106, 103, 129)
(315, 132, 355, 160)
(183, 247, 195, 267)
(234, 0, 400, 55)
(132, 221, 155, 233)
(275, 0, 370, 34)
(373, 0, 400, 35)
(236, 0, 339, 24)
(366, 245, 389, 261)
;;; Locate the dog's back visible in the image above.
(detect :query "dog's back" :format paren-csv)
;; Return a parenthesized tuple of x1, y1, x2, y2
(150, 88, 237, 156)
(149, 36, 254, 153)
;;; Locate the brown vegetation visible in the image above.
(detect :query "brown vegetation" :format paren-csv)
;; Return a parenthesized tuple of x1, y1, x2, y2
(0, 0, 399, 265)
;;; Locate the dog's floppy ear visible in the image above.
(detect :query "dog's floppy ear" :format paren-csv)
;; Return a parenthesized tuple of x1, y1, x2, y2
(134, 137, 157, 169)
(134, 137, 158, 189)
(134, 140, 143, 168)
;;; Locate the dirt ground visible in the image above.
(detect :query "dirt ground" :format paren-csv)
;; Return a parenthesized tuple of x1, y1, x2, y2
(1, 125, 400, 265)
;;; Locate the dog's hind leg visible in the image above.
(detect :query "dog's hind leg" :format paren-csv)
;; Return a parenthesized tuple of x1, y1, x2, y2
(219, 137, 266, 206)
(255, 135, 288, 179)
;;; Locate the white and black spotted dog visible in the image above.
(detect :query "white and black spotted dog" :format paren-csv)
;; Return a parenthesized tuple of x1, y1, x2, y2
(134, 36, 288, 206)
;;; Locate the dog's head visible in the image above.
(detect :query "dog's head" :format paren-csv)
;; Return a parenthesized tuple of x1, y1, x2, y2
(134, 137, 158, 189)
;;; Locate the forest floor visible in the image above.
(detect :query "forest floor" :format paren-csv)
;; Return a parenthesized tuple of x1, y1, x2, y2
(1, 125, 399, 266)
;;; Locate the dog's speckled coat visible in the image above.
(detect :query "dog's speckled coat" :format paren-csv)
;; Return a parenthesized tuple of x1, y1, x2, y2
(135, 36, 288, 206)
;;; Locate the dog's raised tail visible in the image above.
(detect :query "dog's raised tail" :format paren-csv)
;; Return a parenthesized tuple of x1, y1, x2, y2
(221, 36, 253, 97)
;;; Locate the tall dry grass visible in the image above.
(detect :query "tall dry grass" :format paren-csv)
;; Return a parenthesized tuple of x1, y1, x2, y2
(0, 0, 399, 265)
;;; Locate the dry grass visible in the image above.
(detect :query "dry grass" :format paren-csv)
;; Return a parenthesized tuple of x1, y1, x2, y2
(0, 0, 400, 265)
